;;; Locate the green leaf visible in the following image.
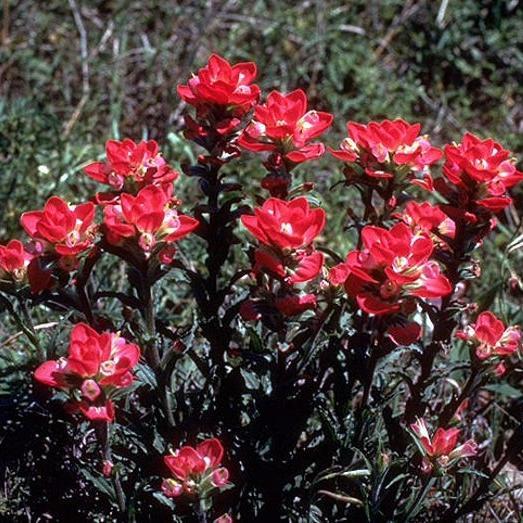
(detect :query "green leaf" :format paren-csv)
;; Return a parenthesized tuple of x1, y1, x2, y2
(484, 383, 521, 398)
(152, 491, 176, 510)
(240, 368, 260, 390)
(135, 363, 158, 389)
(79, 469, 117, 504)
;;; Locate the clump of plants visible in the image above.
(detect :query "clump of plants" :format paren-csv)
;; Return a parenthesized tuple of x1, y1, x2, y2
(0, 54, 522, 521)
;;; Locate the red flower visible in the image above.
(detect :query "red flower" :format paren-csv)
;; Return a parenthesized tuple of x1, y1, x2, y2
(242, 198, 325, 284)
(103, 185, 198, 254)
(85, 139, 178, 194)
(330, 223, 452, 316)
(329, 119, 441, 184)
(456, 311, 521, 362)
(330, 223, 451, 344)
(410, 418, 477, 473)
(178, 54, 260, 114)
(0, 240, 33, 281)
(398, 201, 455, 241)
(442, 132, 523, 212)
(241, 197, 325, 250)
(21, 197, 96, 258)
(34, 323, 140, 422)
(239, 89, 333, 164)
(162, 438, 229, 498)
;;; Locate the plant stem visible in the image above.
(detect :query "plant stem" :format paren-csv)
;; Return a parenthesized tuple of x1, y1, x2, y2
(142, 279, 161, 370)
(97, 422, 126, 513)
(438, 366, 483, 427)
(442, 453, 509, 521)
(404, 219, 469, 424)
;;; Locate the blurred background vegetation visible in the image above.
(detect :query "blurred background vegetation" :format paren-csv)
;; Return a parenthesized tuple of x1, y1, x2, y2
(1, 0, 522, 239)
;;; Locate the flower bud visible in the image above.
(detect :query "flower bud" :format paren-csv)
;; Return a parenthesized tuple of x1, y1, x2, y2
(161, 478, 183, 498)
(211, 467, 229, 487)
(81, 379, 101, 401)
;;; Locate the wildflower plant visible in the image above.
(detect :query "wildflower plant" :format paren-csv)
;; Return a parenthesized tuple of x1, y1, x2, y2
(1, 54, 522, 521)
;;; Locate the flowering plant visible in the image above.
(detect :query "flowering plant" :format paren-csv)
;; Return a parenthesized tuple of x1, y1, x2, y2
(1, 54, 522, 521)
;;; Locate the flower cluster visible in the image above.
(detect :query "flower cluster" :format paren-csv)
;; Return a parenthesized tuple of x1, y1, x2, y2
(456, 311, 521, 375)
(0, 239, 33, 283)
(34, 323, 140, 422)
(241, 197, 325, 285)
(239, 89, 332, 164)
(329, 119, 441, 189)
(178, 54, 260, 140)
(85, 138, 179, 198)
(410, 418, 477, 474)
(103, 184, 199, 260)
(240, 197, 325, 325)
(330, 223, 452, 344)
(438, 133, 523, 215)
(161, 438, 230, 499)
(21, 197, 96, 262)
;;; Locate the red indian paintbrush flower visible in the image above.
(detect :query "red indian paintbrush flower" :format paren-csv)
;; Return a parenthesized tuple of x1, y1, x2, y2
(103, 184, 198, 256)
(241, 197, 325, 284)
(34, 323, 140, 422)
(21, 197, 96, 259)
(440, 132, 523, 213)
(0, 240, 33, 282)
(329, 119, 441, 186)
(84, 139, 179, 195)
(410, 418, 477, 474)
(330, 222, 452, 344)
(398, 201, 455, 242)
(456, 311, 521, 364)
(239, 89, 333, 164)
(178, 54, 260, 115)
(162, 438, 230, 498)
(241, 197, 325, 250)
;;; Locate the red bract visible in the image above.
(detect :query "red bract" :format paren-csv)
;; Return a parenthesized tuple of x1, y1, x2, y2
(399, 201, 455, 241)
(85, 139, 179, 194)
(441, 132, 523, 212)
(178, 54, 260, 115)
(410, 418, 477, 474)
(456, 311, 521, 362)
(0, 240, 33, 281)
(34, 323, 140, 422)
(242, 198, 325, 284)
(238, 89, 333, 164)
(330, 223, 452, 315)
(162, 438, 230, 498)
(21, 197, 96, 258)
(241, 197, 325, 250)
(103, 185, 199, 255)
(330, 223, 451, 344)
(330, 119, 441, 184)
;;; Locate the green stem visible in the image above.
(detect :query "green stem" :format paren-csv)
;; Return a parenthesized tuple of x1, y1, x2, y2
(438, 366, 483, 427)
(98, 422, 126, 513)
(142, 280, 161, 371)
